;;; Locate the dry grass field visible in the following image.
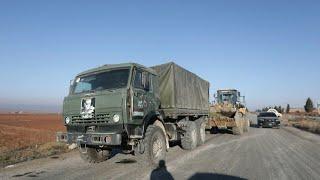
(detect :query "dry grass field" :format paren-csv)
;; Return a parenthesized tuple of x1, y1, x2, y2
(0, 114, 67, 167)
(291, 119, 320, 134)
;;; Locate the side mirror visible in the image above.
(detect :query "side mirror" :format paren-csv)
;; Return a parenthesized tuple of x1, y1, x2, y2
(69, 79, 75, 94)
(70, 79, 75, 86)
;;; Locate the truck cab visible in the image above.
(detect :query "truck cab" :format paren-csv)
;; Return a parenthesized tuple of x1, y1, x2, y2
(63, 63, 160, 149)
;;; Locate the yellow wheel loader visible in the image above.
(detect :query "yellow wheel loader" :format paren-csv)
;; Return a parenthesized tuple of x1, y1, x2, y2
(207, 89, 250, 135)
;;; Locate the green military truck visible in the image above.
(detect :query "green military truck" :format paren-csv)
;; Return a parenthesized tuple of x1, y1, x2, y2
(62, 62, 209, 166)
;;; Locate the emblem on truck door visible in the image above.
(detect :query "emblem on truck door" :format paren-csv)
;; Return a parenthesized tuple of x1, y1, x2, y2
(81, 98, 95, 119)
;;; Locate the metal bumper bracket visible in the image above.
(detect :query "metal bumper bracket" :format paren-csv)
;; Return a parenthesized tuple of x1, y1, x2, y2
(77, 135, 88, 154)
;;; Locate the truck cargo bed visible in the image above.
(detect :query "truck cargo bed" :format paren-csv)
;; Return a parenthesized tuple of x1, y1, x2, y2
(151, 62, 209, 118)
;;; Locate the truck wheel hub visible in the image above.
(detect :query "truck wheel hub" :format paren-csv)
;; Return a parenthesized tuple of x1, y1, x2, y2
(152, 137, 163, 158)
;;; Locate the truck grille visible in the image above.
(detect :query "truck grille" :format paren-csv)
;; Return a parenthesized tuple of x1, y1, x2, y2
(71, 114, 111, 124)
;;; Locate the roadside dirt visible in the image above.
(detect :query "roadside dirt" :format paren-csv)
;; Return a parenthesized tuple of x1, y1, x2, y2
(0, 114, 66, 167)
(0, 114, 65, 152)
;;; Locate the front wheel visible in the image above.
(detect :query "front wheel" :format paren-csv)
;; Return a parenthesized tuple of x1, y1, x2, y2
(232, 119, 243, 135)
(79, 147, 111, 163)
(232, 126, 243, 135)
(233, 112, 244, 135)
(243, 119, 250, 133)
(142, 125, 167, 168)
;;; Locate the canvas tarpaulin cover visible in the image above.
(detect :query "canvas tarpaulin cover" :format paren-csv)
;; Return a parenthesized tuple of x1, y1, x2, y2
(151, 62, 210, 112)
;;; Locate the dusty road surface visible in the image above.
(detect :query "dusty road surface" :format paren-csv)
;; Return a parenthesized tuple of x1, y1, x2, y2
(1, 121, 320, 180)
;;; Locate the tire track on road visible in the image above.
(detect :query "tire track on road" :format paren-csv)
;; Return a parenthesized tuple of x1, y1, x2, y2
(141, 129, 265, 179)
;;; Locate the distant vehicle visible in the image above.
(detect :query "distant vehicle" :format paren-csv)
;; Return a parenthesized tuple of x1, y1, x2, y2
(267, 109, 282, 117)
(257, 112, 280, 128)
(207, 89, 250, 135)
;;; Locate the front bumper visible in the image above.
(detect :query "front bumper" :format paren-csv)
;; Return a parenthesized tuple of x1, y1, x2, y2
(61, 124, 143, 146)
(262, 122, 274, 127)
(67, 132, 122, 145)
(258, 120, 280, 127)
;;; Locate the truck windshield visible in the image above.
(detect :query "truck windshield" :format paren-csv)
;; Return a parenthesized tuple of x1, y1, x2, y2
(72, 69, 130, 94)
(258, 112, 277, 117)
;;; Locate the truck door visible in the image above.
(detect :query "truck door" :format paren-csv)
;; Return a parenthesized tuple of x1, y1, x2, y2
(132, 69, 154, 122)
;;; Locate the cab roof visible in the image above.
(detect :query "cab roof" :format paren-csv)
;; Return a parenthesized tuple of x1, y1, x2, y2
(217, 89, 239, 92)
(76, 62, 158, 77)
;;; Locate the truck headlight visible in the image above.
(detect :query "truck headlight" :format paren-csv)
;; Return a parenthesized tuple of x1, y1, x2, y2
(113, 114, 120, 123)
(65, 117, 71, 124)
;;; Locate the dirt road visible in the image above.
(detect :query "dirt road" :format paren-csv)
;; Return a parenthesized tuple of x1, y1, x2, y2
(1, 125, 320, 180)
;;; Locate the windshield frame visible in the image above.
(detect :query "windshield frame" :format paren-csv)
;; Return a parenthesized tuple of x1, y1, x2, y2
(70, 67, 133, 95)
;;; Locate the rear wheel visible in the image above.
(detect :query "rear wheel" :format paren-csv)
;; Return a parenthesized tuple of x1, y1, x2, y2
(181, 121, 198, 150)
(141, 125, 167, 168)
(79, 147, 111, 163)
(196, 118, 206, 146)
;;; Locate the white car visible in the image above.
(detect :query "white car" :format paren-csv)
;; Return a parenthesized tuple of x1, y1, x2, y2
(267, 109, 282, 117)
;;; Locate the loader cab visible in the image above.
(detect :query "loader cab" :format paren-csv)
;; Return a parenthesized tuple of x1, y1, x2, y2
(216, 89, 246, 108)
(217, 90, 238, 105)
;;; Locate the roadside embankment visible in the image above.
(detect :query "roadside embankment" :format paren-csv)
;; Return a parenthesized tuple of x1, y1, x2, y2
(283, 114, 320, 135)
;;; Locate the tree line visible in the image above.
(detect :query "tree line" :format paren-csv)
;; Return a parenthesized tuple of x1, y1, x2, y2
(259, 106, 285, 113)
(257, 97, 316, 113)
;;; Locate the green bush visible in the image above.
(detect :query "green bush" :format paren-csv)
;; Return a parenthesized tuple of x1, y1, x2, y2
(304, 98, 314, 113)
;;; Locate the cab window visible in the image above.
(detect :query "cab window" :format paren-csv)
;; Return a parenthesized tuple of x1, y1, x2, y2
(134, 70, 143, 89)
(134, 70, 150, 91)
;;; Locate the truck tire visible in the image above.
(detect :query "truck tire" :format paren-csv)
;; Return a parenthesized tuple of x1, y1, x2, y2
(243, 119, 250, 133)
(142, 125, 167, 168)
(232, 126, 243, 135)
(79, 147, 111, 163)
(196, 119, 206, 146)
(210, 127, 219, 134)
(181, 121, 198, 150)
(233, 112, 244, 135)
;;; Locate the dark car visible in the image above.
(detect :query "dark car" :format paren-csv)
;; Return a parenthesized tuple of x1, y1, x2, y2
(257, 112, 280, 128)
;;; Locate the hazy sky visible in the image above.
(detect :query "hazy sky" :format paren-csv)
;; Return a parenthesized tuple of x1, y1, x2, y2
(0, 0, 319, 111)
